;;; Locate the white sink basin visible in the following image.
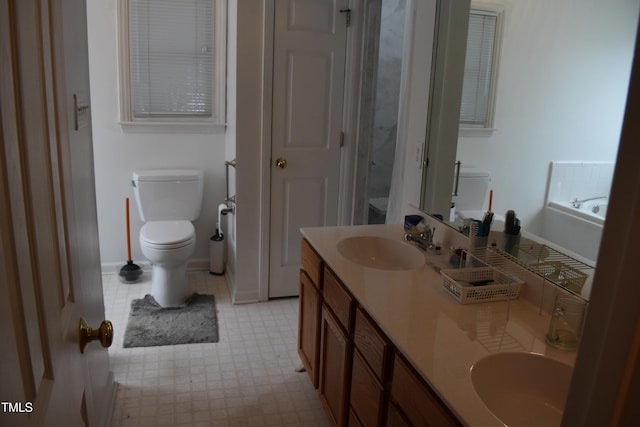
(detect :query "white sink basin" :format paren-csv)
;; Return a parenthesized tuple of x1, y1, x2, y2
(470, 352, 573, 427)
(337, 236, 425, 270)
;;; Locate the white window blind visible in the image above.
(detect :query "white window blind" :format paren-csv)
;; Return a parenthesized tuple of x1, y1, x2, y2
(129, 0, 214, 118)
(460, 10, 499, 127)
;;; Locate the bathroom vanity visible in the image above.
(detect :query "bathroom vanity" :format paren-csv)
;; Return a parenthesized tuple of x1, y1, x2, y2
(298, 224, 577, 427)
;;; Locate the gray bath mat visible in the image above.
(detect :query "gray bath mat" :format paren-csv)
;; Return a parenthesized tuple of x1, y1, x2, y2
(123, 293, 219, 348)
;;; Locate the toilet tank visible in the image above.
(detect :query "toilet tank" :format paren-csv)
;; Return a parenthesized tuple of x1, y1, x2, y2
(452, 168, 491, 212)
(132, 169, 204, 222)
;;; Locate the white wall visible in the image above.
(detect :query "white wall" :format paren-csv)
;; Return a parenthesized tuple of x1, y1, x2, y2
(224, 1, 238, 294)
(225, 2, 267, 303)
(87, 0, 227, 270)
(456, 0, 639, 235)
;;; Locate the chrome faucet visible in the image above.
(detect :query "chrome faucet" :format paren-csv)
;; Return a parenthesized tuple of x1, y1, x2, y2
(571, 196, 607, 208)
(404, 228, 440, 254)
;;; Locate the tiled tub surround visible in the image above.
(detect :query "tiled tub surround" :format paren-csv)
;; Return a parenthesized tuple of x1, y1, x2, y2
(542, 161, 613, 262)
(546, 161, 615, 204)
(301, 224, 578, 427)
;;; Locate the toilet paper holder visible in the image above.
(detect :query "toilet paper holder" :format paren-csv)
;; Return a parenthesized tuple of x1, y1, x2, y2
(224, 159, 237, 213)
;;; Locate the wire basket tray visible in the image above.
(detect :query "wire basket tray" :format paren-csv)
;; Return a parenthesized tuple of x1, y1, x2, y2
(536, 261, 588, 293)
(441, 267, 523, 304)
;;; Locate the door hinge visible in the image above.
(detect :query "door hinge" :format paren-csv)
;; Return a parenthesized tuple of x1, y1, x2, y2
(340, 131, 345, 147)
(340, 9, 351, 27)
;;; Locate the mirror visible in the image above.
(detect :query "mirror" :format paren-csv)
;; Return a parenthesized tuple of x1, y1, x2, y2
(421, 0, 640, 300)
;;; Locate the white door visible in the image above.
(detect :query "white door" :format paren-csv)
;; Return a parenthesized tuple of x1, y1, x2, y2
(0, 1, 114, 426)
(269, 0, 349, 298)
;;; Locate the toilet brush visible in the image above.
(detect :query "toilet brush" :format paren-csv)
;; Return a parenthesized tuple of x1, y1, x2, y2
(118, 197, 142, 284)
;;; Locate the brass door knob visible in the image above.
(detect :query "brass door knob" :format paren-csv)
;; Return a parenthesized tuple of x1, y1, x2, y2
(79, 318, 113, 354)
(275, 157, 287, 169)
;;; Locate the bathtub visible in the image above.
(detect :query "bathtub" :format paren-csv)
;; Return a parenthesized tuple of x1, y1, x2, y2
(541, 201, 605, 262)
(549, 200, 607, 225)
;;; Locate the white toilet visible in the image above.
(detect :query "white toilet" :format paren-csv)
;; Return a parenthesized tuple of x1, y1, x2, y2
(452, 168, 504, 222)
(132, 169, 204, 307)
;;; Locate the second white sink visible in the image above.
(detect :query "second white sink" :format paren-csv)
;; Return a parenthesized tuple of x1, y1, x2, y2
(470, 352, 573, 426)
(337, 236, 425, 270)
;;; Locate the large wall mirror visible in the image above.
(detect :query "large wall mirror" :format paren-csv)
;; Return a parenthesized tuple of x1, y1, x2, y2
(421, 0, 640, 300)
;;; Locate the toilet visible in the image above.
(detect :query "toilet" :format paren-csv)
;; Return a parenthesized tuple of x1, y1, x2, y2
(452, 168, 504, 223)
(132, 169, 204, 306)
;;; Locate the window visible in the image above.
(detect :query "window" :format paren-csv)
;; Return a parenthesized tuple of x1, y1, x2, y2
(459, 6, 503, 132)
(118, 0, 226, 130)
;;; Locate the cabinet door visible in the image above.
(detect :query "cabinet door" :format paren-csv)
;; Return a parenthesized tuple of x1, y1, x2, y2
(298, 270, 321, 387)
(350, 350, 385, 427)
(319, 305, 353, 427)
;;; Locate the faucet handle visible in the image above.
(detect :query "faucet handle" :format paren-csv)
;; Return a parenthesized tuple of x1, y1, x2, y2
(422, 227, 435, 242)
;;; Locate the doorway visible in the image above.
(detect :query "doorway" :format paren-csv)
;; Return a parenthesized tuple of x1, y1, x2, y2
(353, 0, 407, 225)
(267, 0, 350, 298)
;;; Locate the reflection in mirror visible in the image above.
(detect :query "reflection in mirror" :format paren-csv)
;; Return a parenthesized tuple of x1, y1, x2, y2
(421, 0, 640, 300)
(352, 0, 407, 225)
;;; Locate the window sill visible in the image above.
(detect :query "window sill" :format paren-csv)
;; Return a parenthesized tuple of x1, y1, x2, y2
(458, 127, 496, 137)
(119, 121, 226, 134)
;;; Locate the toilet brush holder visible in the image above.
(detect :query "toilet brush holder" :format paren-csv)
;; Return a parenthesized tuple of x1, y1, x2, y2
(209, 230, 225, 275)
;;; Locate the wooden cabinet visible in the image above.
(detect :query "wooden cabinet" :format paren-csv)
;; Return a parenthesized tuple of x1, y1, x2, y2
(350, 307, 392, 426)
(323, 266, 354, 331)
(298, 239, 323, 388)
(354, 307, 392, 381)
(298, 270, 321, 387)
(301, 238, 322, 286)
(389, 354, 461, 426)
(319, 305, 353, 427)
(350, 350, 385, 426)
(299, 238, 460, 427)
(319, 265, 354, 427)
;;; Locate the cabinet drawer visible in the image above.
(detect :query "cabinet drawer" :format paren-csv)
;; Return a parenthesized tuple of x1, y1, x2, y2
(354, 307, 391, 382)
(301, 238, 322, 288)
(390, 354, 460, 427)
(323, 266, 354, 333)
(350, 350, 385, 427)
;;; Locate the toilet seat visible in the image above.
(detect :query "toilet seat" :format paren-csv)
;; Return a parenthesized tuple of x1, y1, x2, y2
(140, 220, 195, 249)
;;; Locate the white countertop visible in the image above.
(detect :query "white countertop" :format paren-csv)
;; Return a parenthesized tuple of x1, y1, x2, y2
(301, 224, 577, 427)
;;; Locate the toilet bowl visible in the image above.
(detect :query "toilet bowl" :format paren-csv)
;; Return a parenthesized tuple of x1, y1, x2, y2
(133, 169, 204, 307)
(140, 220, 195, 307)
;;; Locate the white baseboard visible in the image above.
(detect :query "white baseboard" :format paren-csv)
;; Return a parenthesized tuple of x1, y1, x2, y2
(230, 289, 260, 304)
(220, 265, 258, 304)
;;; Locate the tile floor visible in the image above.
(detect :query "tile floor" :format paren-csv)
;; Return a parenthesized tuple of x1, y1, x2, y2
(103, 271, 329, 427)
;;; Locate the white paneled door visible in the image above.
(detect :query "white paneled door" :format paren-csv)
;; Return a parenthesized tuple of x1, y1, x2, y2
(0, 1, 113, 426)
(269, 0, 349, 298)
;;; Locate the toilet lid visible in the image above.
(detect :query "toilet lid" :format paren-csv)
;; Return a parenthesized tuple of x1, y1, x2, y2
(140, 221, 195, 247)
